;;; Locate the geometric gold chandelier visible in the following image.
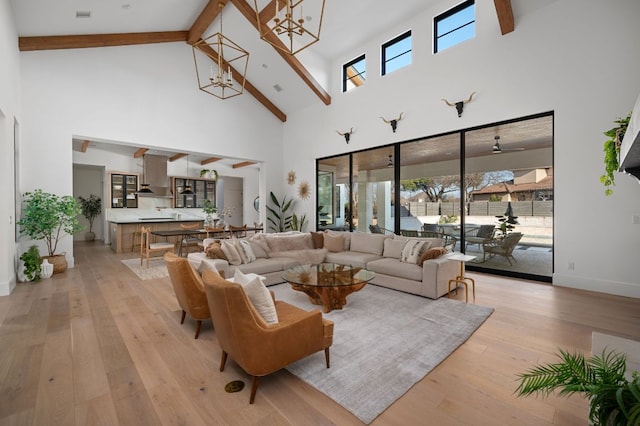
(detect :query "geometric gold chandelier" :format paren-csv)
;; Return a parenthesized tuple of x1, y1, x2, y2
(192, 2, 249, 99)
(253, 0, 326, 55)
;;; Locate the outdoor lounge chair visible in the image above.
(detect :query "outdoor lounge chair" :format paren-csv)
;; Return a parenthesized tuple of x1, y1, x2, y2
(482, 232, 523, 265)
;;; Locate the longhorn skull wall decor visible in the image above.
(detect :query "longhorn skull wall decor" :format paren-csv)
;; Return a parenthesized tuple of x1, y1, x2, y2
(441, 92, 476, 117)
(380, 112, 404, 133)
(336, 128, 354, 143)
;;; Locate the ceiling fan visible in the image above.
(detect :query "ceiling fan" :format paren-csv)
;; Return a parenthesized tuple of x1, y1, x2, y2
(492, 136, 525, 154)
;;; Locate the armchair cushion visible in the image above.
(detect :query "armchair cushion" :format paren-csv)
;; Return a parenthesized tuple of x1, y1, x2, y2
(233, 270, 278, 324)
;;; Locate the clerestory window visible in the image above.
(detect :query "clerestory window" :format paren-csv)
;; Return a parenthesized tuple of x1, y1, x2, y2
(343, 54, 366, 92)
(434, 0, 475, 53)
(382, 30, 412, 76)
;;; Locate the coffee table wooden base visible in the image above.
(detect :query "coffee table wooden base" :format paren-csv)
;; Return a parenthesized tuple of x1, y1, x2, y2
(290, 282, 367, 313)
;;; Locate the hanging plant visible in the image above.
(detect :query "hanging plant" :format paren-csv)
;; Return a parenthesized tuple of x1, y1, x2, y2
(600, 112, 632, 196)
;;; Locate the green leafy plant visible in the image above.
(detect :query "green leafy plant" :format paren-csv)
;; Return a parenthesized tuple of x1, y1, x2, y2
(20, 245, 42, 282)
(438, 215, 458, 224)
(266, 191, 294, 232)
(78, 194, 102, 234)
(17, 189, 83, 257)
(600, 112, 632, 196)
(291, 213, 307, 232)
(516, 349, 640, 426)
(202, 199, 218, 215)
(199, 169, 219, 180)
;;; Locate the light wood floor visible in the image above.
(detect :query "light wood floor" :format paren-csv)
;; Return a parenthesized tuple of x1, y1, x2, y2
(1, 242, 639, 425)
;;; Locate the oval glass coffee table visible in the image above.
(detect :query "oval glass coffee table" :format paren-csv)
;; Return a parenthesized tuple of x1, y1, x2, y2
(281, 263, 375, 313)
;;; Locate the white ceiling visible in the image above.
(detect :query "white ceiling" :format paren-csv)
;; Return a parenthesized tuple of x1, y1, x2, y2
(10, 0, 440, 115)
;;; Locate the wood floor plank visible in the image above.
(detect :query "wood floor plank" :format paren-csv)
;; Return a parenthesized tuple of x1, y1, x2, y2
(1, 241, 639, 425)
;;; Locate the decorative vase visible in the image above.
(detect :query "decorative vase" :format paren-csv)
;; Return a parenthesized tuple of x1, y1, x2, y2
(42, 254, 67, 274)
(205, 214, 214, 227)
(85, 231, 96, 242)
(41, 259, 54, 278)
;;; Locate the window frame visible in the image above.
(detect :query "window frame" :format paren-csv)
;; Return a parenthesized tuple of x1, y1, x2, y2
(342, 54, 366, 93)
(381, 30, 412, 76)
(434, 0, 475, 54)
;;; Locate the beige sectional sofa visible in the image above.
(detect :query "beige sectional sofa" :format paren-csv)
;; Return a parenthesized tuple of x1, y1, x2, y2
(187, 230, 459, 299)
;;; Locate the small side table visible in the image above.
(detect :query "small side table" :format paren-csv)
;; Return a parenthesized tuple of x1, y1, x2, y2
(447, 253, 476, 303)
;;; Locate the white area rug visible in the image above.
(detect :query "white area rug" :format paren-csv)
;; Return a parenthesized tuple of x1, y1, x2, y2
(121, 257, 168, 280)
(271, 283, 494, 424)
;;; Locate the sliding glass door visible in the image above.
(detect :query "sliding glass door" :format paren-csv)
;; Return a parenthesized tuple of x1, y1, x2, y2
(316, 113, 553, 281)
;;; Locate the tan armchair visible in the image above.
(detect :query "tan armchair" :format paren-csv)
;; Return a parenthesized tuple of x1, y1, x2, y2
(201, 269, 334, 404)
(164, 253, 211, 339)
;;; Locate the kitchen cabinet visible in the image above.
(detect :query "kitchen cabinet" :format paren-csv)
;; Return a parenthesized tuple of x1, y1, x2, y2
(173, 177, 216, 208)
(111, 173, 138, 208)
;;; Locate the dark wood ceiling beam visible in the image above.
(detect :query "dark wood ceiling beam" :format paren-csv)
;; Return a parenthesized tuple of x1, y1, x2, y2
(18, 31, 188, 51)
(133, 148, 148, 158)
(169, 153, 188, 162)
(188, 0, 229, 45)
(196, 42, 286, 122)
(494, 0, 514, 35)
(201, 157, 223, 165)
(230, 0, 331, 106)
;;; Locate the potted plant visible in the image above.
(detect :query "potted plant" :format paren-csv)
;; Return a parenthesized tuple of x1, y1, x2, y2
(79, 194, 102, 242)
(199, 169, 219, 181)
(202, 199, 218, 226)
(17, 189, 83, 274)
(600, 112, 632, 196)
(516, 349, 640, 425)
(20, 245, 42, 282)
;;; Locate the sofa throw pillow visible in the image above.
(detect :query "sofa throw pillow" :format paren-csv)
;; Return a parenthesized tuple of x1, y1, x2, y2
(310, 231, 324, 249)
(236, 239, 257, 263)
(248, 240, 269, 258)
(383, 238, 407, 259)
(220, 240, 242, 265)
(233, 269, 278, 324)
(324, 233, 344, 253)
(400, 240, 431, 264)
(417, 247, 449, 266)
(206, 242, 227, 260)
(325, 230, 351, 251)
(350, 232, 386, 255)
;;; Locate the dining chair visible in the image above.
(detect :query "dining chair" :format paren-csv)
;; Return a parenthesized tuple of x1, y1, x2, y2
(140, 226, 174, 268)
(229, 224, 248, 238)
(180, 222, 202, 256)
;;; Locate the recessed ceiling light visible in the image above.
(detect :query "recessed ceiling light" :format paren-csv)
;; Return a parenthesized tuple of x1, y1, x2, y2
(262, 63, 269, 69)
(76, 10, 91, 18)
(273, 84, 283, 93)
(122, 4, 131, 9)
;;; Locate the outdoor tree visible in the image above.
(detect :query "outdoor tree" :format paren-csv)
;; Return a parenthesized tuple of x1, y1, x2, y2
(401, 172, 508, 203)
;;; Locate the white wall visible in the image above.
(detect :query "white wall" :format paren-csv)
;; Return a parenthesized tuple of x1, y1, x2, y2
(19, 41, 285, 270)
(0, 0, 21, 295)
(282, 0, 640, 298)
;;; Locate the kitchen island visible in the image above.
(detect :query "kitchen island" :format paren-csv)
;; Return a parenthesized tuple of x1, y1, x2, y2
(108, 218, 203, 254)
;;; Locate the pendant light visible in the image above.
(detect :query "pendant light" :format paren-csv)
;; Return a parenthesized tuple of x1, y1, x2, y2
(180, 155, 195, 195)
(137, 155, 154, 194)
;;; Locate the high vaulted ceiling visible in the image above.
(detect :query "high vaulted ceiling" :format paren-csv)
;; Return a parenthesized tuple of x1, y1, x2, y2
(10, 0, 514, 121)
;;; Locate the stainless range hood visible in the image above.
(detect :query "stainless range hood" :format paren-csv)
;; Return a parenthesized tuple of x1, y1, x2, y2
(139, 154, 171, 198)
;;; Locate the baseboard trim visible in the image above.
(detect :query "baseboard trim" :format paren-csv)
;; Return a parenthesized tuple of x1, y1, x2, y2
(553, 273, 640, 299)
